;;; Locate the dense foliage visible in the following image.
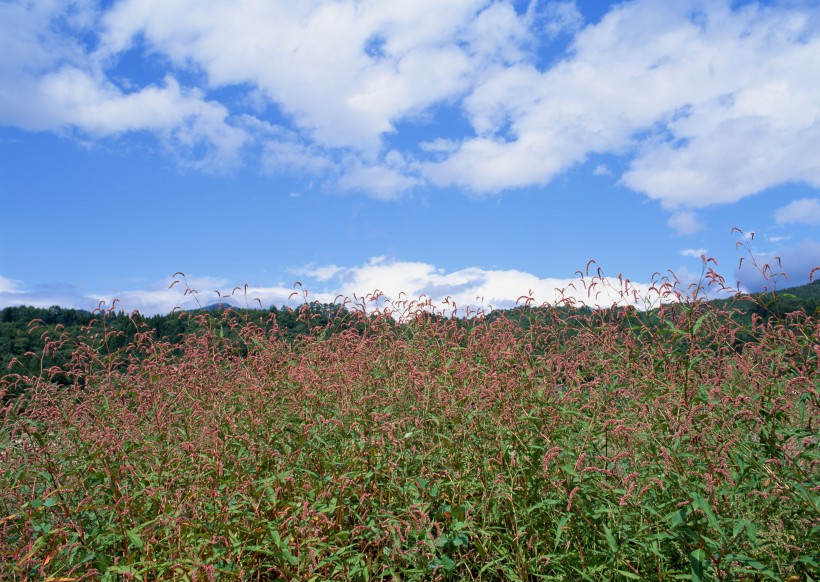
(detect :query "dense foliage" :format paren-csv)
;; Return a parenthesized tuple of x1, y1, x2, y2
(0, 271, 818, 580)
(0, 302, 361, 399)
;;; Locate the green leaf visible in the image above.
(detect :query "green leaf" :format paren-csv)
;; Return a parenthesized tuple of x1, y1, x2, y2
(690, 493, 721, 533)
(796, 554, 819, 569)
(723, 554, 777, 578)
(665, 320, 686, 335)
(667, 506, 689, 528)
(731, 522, 744, 539)
(691, 314, 708, 335)
(554, 515, 570, 551)
(732, 520, 757, 545)
(690, 549, 706, 582)
(603, 524, 618, 553)
(527, 498, 561, 513)
(127, 528, 144, 550)
(431, 555, 456, 572)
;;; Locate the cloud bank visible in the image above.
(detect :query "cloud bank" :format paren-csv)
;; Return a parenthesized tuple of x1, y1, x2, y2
(1, 256, 678, 317)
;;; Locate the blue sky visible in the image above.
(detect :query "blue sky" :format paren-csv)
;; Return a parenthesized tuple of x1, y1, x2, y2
(1, 0, 819, 315)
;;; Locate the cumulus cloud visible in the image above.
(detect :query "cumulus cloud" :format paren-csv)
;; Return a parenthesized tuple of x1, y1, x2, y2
(774, 198, 820, 225)
(668, 210, 703, 235)
(338, 165, 421, 199)
(338, 151, 422, 199)
(680, 248, 708, 258)
(96, 0, 488, 152)
(0, 2, 248, 170)
(280, 256, 668, 315)
(1, 0, 818, 205)
(426, 0, 820, 206)
(542, 1, 585, 38)
(41, 69, 248, 169)
(298, 264, 344, 282)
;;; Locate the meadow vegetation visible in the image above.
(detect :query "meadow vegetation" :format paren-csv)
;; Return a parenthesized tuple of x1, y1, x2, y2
(1, 252, 818, 580)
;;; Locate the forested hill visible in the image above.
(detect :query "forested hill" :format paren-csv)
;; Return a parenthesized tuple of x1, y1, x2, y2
(0, 302, 354, 382)
(1, 279, 818, 384)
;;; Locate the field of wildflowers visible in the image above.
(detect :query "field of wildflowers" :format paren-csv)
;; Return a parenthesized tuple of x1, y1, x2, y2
(1, 257, 818, 581)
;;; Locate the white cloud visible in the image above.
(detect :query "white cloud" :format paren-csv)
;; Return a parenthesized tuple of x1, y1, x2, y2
(0, 1, 90, 127)
(338, 151, 422, 199)
(593, 163, 612, 176)
(0, 4, 248, 169)
(419, 138, 459, 154)
(284, 256, 667, 315)
(459, 2, 532, 65)
(667, 210, 703, 235)
(542, 1, 584, 38)
(261, 138, 335, 177)
(610, 4, 820, 208)
(299, 264, 344, 282)
(1, 0, 818, 205)
(426, 0, 820, 206)
(37, 68, 248, 169)
(96, 0, 491, 153)
(0, 275, 24, 294)
(338, 165, 421, 199)
(774, 198, 820, 225)
(680, 248, 707, 258)
(767, 235, 790, 244)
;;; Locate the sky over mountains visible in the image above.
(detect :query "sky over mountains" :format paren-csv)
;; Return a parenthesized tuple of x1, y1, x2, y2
(2, 0, 819, 315)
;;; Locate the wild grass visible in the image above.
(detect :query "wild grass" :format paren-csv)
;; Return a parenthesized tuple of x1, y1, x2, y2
(0, 257, 818, 581)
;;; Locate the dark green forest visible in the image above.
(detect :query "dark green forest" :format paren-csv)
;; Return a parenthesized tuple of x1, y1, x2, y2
(0, 302, 356, 388)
